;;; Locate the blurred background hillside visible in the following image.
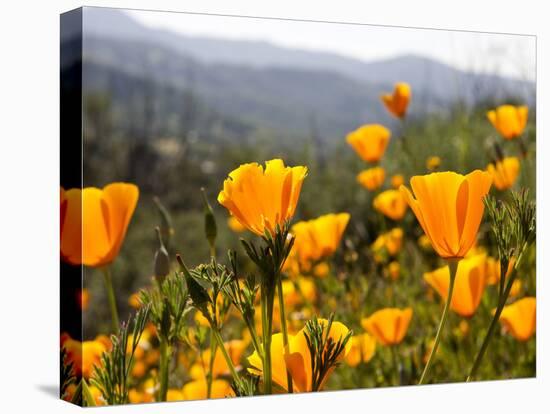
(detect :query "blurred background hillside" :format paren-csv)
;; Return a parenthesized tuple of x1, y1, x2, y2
(64, 7, 536, 337)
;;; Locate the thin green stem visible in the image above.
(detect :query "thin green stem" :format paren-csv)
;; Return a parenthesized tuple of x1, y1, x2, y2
(277, 276, 294, 393)
(211, 327, 242, 387)
(467, 269, 517, 381)
(260, 284, 274, 394)
(101, 266, 119, 333)
(158, 339, 171, 401)
(419, 258, 459, 385)
(206, 330, 217, 398)
(390, 345, 400, 386)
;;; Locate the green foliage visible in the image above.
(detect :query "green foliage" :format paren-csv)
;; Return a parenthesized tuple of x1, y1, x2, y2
(304, 314, 353, 391)
(91, 305, 150, 405)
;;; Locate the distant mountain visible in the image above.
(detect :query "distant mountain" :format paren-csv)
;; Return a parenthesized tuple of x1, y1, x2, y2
(82, 7, 534, 105)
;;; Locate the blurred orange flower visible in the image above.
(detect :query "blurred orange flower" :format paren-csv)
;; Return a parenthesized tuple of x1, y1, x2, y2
(60, 183, 139, 267)
(387, 261, 400, 281)
(426, 156, 441, 171)
(371, 228, 404, 256)
(182, 378, 234, 400)
(400, 171, 492, 259)
(487, 105, 528, 140)
(357, 167, 385, 191)
(291, 213, 350, 266)
(77, 289, 90, 311)
(361, 308, 413, 346)
(191, 339, 247, 379)
(346, 124, 391, 163)
(424, 254, 487, 318)
(373, 190, 408, 220)
(487, 156, 520, 191)
(345, 333, 377, 367)
(381, 82, 411, 119)
(217, 159, 307, 236)
(391, 174, 405, 189)
(498, 297, 536, 341)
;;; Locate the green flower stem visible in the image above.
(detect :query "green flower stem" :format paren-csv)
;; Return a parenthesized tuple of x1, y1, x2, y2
(101, 266, 119, 333)
(158, 339, 171, 402)
(211, 327, 243, 387)
(390, 345, 399, 386)
(261, 286, 274, 394)
(206, 330, 217, 398)
(419, 258, 459, 385)
(277, 276, 294, 393)
(467, 268, 518, 381)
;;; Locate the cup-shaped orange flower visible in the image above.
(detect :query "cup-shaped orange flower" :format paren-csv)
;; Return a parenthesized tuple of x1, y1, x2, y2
(487, 105, 528, 140)
(371, 227, 404, 256)
(424, 254, 487, 318)
(227, 215, 247, 233)
(373, 189, 408, 220)
(400, 171, 492, 259)
(290, 213, 350, 266)
(247, 319, 351, 392)
(345, 333, 377, 367)
(346, 124, 391, 163)
(381, 82, 411, 119)
(217, 159, 308, 236)
(60, 183, 139, 267)
(357, 167, 385, 191)
(498, 297, 536, 341)
(361, 308, 413, 346)
(182, 378, 233, 400)
(487, 156, 520, 191)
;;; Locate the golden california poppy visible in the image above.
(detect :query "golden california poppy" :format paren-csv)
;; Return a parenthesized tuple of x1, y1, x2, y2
(381, 82, 411, 119)
(361, 308, 413, 346)
(371, 228, 404, 256)
(391, 174, 405, 189)
(217, 159, 308, 236)
(346, 124, 391, 163)
(60, 183, 139, 267)
(426, 156, 441, 171)
(373, 189, 408, 220)
(247, 319, 351, 392)
(498, 297, 536, 341)
(487, 156, 521, 191)
(487, 105, 528, 140)
(357, 167, 385, 191)
(291, 213, 350, 266)
(424, 254, 487, 318)
(400, 171, 492, 259)
(345, 333, 377, 367)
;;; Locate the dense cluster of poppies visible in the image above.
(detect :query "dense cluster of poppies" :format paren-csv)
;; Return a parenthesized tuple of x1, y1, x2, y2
(60, 82, 535, 406)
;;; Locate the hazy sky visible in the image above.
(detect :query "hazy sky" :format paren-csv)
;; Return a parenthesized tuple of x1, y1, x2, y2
(128, 9, 536, 81)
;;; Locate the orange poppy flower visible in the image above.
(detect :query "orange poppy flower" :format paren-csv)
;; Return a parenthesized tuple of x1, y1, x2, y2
(346, 124, 391, 163)
(60, 183, 139, 267)
(361, 308, 413, 346)
(381, 82, 411, 119)
(217, 159, 307, 236)
(373, 190, 408, 220)
(345, 333, 377, 367)
(357, 167, 385, 191)
(498, 297, 536, 341)
(487, 156, 520, 191)
(487, 105, 528, 140)
(424, 254, 487, 317)
(400, 171, 492, 259)
(247, 319, 351, 392)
